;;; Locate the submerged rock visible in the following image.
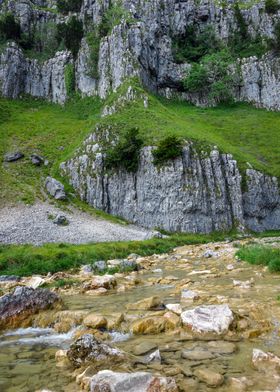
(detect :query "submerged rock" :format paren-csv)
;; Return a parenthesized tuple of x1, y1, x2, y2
(194, 368, 224, 387)
(181, 304, 234, 336)
(90, 370, 178, 392)
(126, 296, 164, 311)
(252, 349, 280, 373)
(0, 286, 61, 330)
(45, 177, 66, 200)
(89, 275, 117, 290)
(67, 334, 124, 368)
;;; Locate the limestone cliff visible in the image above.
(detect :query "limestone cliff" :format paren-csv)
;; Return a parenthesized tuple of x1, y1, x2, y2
(61, 131, 280, 233)
(1, 0, 280, 109)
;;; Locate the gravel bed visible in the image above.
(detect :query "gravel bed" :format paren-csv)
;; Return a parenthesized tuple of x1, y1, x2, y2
(0, 203, 152, 245)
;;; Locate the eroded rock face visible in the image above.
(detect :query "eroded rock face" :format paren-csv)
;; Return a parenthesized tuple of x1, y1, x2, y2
(90, 370, 178, 392)
(1, 0, 280, 109)
(67, 334, 124, 368)
(0, 286, 61, 330)
(61, 138, 280, 233)
(0, 43, 72, 104)
(181, 304, 234, 336)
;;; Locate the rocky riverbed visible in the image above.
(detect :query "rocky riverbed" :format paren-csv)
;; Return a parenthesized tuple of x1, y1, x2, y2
(1, 237, 280, 391)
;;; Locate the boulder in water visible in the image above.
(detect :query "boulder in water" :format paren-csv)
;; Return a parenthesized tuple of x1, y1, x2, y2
(90, 370, 178, 392)
(181, 304, 234, 336)
(0, 286, 61, 330)
(67, 334, 124, 368)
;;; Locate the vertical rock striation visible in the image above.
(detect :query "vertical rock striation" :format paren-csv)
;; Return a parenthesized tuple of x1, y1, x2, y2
(61, 134, 280, 233)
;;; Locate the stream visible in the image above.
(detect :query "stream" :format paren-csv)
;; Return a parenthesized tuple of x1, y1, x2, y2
(1, 239, 280, 391)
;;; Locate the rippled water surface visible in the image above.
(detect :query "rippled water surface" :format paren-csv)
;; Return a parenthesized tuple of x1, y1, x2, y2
(1, 244, 280, 391)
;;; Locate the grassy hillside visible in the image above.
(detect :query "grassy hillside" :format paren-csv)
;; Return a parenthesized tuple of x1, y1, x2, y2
(0, 90, 280, 208)
(0, 97, 102, 206)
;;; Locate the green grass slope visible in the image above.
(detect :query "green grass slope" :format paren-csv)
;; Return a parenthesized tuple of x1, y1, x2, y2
(0, 89, 280, 208)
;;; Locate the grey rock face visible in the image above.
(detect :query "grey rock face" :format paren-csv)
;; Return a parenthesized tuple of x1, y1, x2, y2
(61, 134, 280, 233)
(1, 0, 280, 109)
(45, 177, 66, 200)
(0, 286, 60, 330)
(0, 43, 72, 104)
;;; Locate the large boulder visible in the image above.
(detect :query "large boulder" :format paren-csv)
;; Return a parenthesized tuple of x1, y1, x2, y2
(45, 177, 66, 200)
(67, 334, 124, 368)
(90, 370, 178, 392)
(181, 304, 234, 336)
(0, 286, 61, 330)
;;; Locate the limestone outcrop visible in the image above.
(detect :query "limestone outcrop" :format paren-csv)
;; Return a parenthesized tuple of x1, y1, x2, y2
(61, 133, 280, 233)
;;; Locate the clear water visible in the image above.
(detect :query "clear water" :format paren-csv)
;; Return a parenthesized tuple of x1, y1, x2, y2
(1, 248, 280, 391)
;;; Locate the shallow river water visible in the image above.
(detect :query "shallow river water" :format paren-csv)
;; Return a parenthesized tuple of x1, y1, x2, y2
(1, 240, 280, 391)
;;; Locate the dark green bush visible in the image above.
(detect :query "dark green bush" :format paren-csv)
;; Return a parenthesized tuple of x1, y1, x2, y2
(268, 21, 280, 52)
(265, 0, 280, 14)
(105, 128, 144, 172)
(183, 50, 234, 103)
(57, 0, 83, 14)
(0, 13, 21, 41)
(172, 25, 222, 64)
(56, 16, 83, 57)
(152, 136, 183, 166)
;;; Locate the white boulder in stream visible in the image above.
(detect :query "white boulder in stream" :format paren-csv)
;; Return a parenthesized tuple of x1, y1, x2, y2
(90, 370, 178, 392)
(181, 304, 234, 335)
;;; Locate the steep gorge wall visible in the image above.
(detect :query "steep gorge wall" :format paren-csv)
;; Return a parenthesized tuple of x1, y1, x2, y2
(61, 133, 280, 233)
(1, 0, 280, 109)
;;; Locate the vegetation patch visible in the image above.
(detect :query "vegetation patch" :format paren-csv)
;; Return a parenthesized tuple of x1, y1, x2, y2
(152, 136, 183, 166)
(64, 63, 75, 97)
(105, 128, 143, 172)
(57, 0, 83, 14)
(183, 50, 234, 104)
(0, 231, 241, 276)
(236, 245, 280, 272)
(56, 16, 83, 57)
(265, 0, 280, 14)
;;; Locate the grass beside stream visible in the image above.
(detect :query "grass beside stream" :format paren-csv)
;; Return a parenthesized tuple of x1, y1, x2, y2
(236, 244, 280, 272)
(1, 230, 280, 277)
(0, 231, 237, 276)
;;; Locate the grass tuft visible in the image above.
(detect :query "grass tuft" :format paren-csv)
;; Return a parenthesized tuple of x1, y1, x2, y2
(236, 245, 280, 272)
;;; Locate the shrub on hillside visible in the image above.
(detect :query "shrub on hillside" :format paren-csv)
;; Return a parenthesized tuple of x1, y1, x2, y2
(57, 0, 83, 14)
(99, 1, 133, 37)
(56, 16, 83, 57)
(265, 0, 280, 14)
(0, 13, 21, 41)
(268, 21, 280, 52)
(105, 128, 143, 172)
(152, 136, 183, 166)
(172, 25, 222, 64)
(183, 50, 234, 104)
